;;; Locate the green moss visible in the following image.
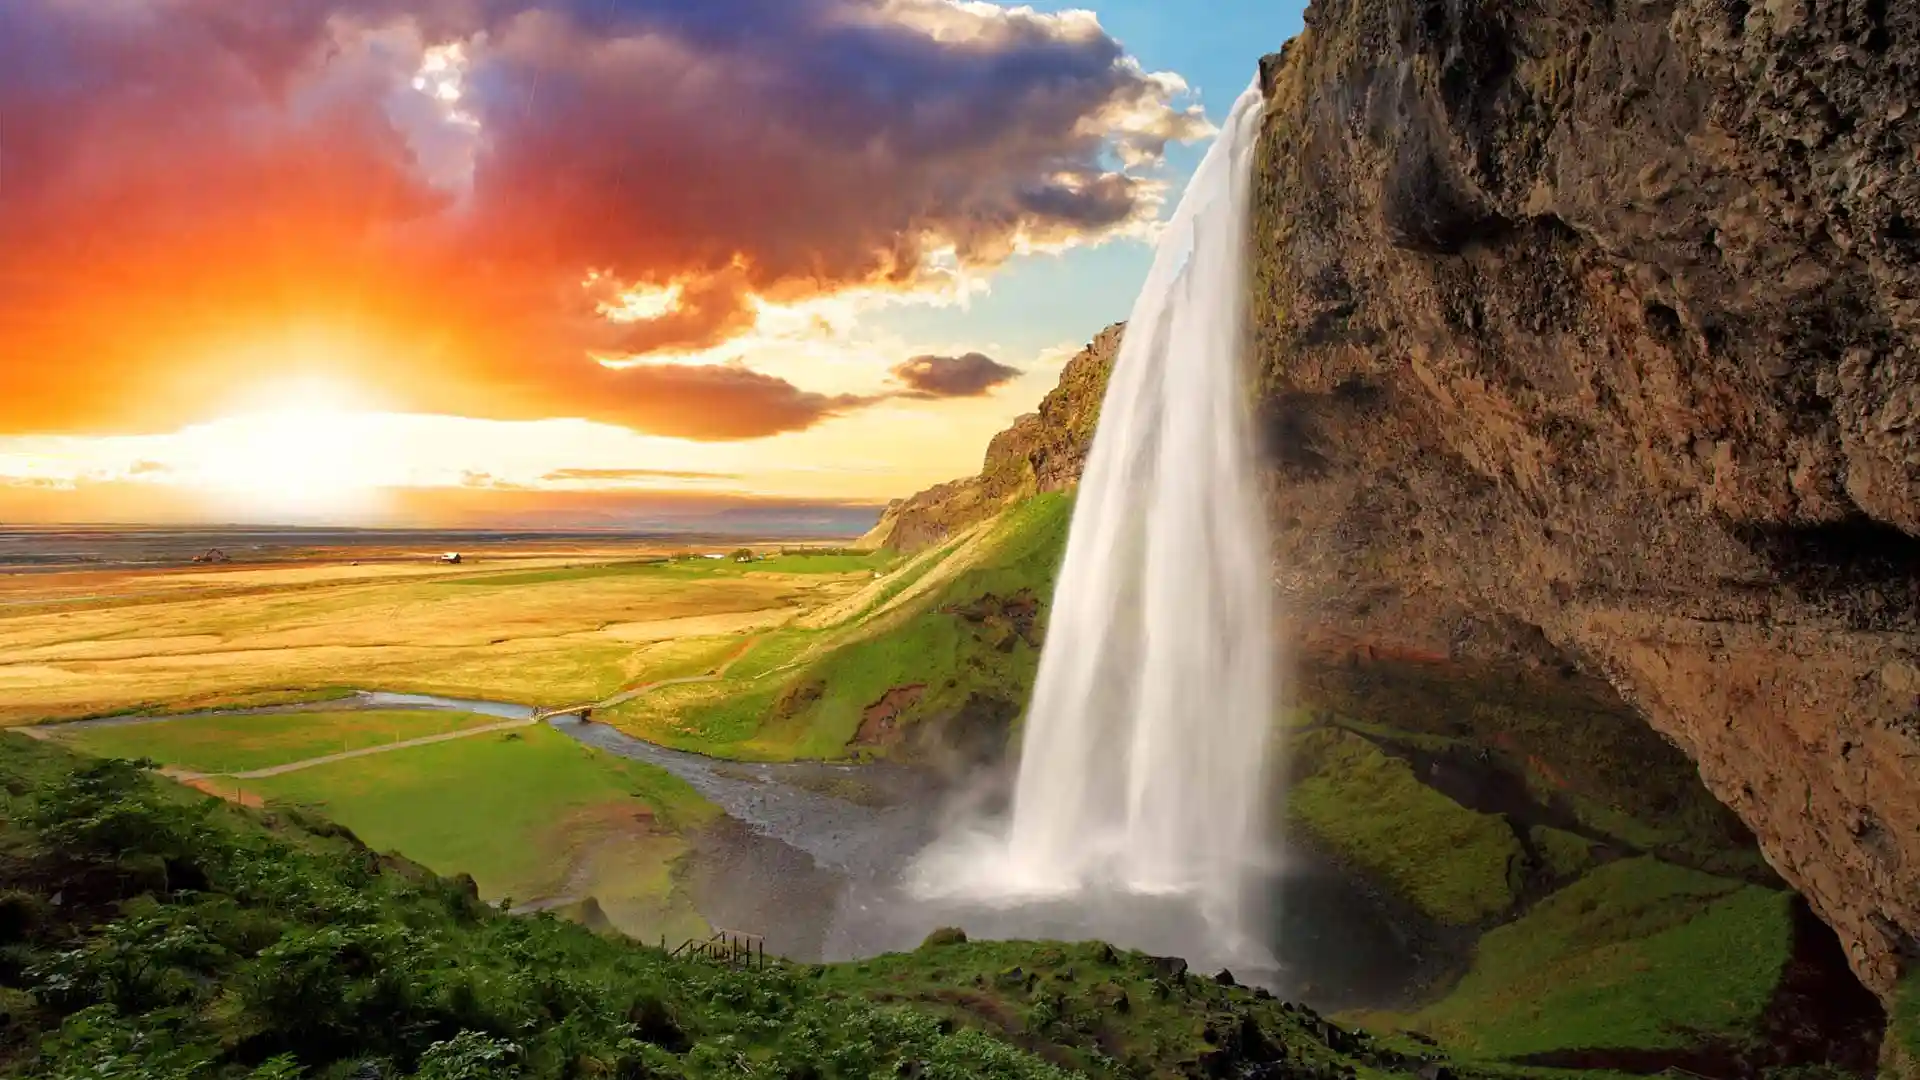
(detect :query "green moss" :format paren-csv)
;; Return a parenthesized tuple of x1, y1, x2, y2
(1889, 970, 1920, 1080)
(1529, 826, 1594, 881)
(1295, 659, 1765, 876)
(1406, 858, 1792, 1058)
(1288, 728, 1522, 925)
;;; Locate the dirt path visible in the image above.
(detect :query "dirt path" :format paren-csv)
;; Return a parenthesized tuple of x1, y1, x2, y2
(86, 635, 774, 783)
(546, 634, 763, 714)
(212, 717, 539, 780)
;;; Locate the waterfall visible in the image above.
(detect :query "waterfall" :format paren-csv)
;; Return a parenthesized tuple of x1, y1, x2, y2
(907, 77, 1277, 963)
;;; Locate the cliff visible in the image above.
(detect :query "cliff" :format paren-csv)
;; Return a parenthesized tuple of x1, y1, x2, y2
(876, 0, 1920, 1002)
(860, 325, 1119, 551)
(1250, 0, 1920, 998)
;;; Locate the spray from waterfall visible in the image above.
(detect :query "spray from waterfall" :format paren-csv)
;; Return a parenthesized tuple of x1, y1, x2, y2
(907, 77, 1277, 963)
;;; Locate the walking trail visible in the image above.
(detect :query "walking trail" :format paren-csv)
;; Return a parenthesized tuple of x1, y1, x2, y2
(37, 635, 765, 782)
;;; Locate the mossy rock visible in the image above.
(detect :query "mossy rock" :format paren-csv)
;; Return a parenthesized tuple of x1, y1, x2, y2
(1529, 825, 1595, 880)
(921, 926, 968, 948)
(1288, 728, 1522, 925)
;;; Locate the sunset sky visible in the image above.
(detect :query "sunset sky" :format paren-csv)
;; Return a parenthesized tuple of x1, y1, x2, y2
(0, 0, 1303, 527)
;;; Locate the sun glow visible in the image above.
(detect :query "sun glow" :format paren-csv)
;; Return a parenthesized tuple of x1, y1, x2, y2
(169, 378, 391, 521)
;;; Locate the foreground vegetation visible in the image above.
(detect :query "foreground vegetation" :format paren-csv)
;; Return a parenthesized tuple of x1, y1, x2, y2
(0, 735, 1444, 1080)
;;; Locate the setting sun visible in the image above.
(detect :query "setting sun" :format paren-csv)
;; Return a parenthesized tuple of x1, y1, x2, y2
(169, 384, 391, 520)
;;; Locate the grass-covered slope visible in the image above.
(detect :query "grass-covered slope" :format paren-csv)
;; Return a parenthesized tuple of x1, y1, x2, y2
(1888, 971, 1920, 1080)
(240, 725, 718, 910)
(0, 734, 1448, 1080)
(604, 493, 1072, 763)
(1288, 729, 1522, 926)
(1388, 859, 1792, 1058)
(759, 494, 1070, 761)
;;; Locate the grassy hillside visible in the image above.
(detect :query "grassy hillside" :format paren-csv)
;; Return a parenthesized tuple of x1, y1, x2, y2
(1384, 859, 1792, 1057)
(0, 734, 1448, 1080)
(758, 493, 1071, 759)
(1289, 728, 1522, 926)
(602, 493, 1073, 762)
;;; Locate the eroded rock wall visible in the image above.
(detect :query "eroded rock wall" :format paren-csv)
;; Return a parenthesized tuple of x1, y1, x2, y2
(1252, 0, 1920, 993)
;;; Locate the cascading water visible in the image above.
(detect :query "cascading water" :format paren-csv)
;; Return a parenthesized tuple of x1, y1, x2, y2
(907, 76, 1278, 964)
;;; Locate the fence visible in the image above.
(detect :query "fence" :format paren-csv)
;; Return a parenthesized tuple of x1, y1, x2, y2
(665, 929, 767, 970)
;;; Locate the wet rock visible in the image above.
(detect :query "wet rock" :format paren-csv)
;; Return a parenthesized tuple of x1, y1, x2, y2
(1148, 954, 1190, 981)
(1214, 968, 1238, 986)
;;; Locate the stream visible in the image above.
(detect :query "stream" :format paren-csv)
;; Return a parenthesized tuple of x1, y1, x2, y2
(40, 691, 1442, 1013)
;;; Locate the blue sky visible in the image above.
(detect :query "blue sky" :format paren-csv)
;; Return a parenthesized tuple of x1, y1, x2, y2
(875, 0, 1310, 370)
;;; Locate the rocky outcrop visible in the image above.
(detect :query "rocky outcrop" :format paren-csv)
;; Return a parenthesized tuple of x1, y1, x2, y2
(1251, 0, 1920, 995)
(860, 325, 1120, 551)
(866, 0, 1920, 1003)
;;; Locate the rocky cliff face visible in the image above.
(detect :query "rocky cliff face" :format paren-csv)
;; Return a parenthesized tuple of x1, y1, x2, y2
(873, 0, 1920, 1001)
(1252, 0, 1920, 996)
(859, 325, 1118, 551)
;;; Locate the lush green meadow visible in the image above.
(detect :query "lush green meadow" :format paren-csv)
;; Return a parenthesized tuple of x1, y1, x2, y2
(53, 709, 504, 775)
(238, 724, 717, 931)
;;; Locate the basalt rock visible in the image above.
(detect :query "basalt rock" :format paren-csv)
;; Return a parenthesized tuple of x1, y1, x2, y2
(1252, 0, 1920, 995)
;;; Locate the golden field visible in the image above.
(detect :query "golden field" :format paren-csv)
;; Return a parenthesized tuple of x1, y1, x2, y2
(0, 545, 890, 725)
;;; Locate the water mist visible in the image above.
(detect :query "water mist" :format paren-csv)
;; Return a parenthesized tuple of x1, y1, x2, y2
(907, 77, 1278, 966)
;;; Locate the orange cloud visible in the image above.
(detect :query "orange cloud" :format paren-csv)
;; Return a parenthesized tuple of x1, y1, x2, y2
(0, 0, 1210, 439)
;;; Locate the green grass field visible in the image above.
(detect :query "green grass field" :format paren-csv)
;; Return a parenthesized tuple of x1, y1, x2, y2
(239, 725, 718, 925)
(0, 546, 871, 725)
(600, 494, 1070, 761)
(1390, 858, 1792, 1058)
(54, 709, 504, 774)
(1289, 727, 1523, 926)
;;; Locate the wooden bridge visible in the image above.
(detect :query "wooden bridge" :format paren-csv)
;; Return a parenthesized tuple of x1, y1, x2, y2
(529, 703, 596, 723)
